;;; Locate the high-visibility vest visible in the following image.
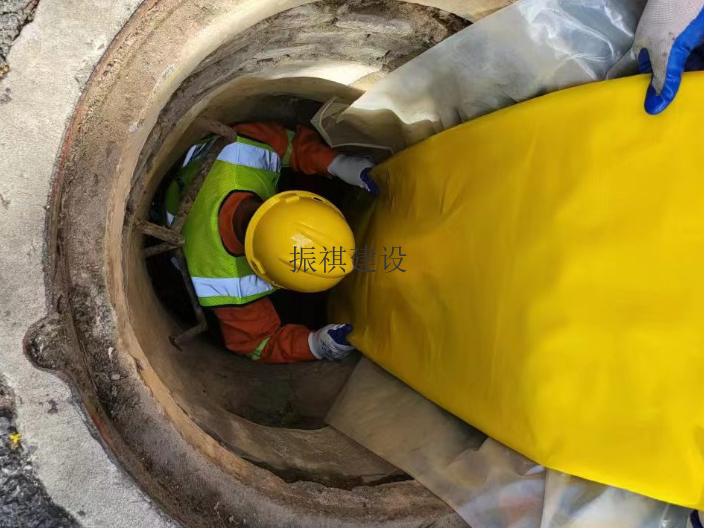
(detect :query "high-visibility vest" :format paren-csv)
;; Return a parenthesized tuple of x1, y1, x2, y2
(165, 134, 292, 307)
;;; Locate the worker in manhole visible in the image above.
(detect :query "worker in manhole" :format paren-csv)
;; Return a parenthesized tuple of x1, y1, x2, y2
(163, 122, 377, 363)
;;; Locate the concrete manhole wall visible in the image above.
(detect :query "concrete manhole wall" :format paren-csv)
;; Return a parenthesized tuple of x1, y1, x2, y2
(38, 1, 470, 526)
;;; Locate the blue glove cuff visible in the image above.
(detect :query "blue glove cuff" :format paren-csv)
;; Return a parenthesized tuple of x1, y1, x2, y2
(640, 7, 704, 115)
(328, 324, 353, 346)
(361, 168, 380, 196)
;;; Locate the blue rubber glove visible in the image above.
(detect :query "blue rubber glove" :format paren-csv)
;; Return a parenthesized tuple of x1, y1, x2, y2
(635, 0, 704, 114)
(327, 155, 379, 195)
(308, 324, 355, 361)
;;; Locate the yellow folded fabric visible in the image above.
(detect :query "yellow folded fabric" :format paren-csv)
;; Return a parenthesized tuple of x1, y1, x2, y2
(333, 72, 704, 508)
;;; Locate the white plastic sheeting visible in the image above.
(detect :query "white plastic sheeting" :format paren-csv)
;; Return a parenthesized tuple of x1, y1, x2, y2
(327, 360, 689, 528)
(314, 0, 646, 153)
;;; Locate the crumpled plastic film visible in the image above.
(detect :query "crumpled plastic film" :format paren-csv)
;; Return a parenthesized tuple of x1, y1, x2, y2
(310, 99, 394, 160)
(327, 360, 689, 528)
(314, 0, 646, 153)
(330, 72, 704, 510)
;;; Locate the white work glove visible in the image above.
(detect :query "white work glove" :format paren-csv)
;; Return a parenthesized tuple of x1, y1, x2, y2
(687, 510, 704, 528)
(327, 155, 379, 195)
(308, 324, 355, 361)
(635, 0, 704, 114)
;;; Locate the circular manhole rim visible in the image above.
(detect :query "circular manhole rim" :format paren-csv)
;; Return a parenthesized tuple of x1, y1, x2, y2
(47, 0, 468, 526)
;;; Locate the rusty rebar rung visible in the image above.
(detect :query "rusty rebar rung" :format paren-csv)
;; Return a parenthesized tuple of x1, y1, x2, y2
(141, 119, 238, 253)
(168, 248, 207, 347)
(194, 116, 239, 143)
(169, 134, 235, 234)
(137, 220, 184, 246)
(138, 116, 239, 346)
(140, 132, 234, 252)
(170, 322, 208, 349)
(143, 241, 178, 258)
(174, 249, 205, 322)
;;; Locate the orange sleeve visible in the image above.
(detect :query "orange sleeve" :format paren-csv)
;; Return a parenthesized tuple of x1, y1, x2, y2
(260, 324, 315, 364)
(233, 122, 337, 175)
(234, 123, 289, 159)
(213, 300, 315, 364)
(290, 125, 337, 175)
(235, 122, 337, 174)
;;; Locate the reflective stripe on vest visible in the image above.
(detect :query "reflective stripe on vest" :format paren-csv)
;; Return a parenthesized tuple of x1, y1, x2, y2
(167, 135, 281, 307)
(190, 275, 275, 300)
(217, 141, 281, 173)
(182, 138, 281, 172)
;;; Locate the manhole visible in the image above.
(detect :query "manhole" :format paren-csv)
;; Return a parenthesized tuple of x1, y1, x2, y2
(36, 1, 469, 526)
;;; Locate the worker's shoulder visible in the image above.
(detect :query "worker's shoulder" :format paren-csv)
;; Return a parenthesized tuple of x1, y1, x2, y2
(234, 122, 286, 144)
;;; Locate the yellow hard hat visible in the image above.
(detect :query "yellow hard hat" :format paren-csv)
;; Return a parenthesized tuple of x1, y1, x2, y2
(245, 190, 355, 293)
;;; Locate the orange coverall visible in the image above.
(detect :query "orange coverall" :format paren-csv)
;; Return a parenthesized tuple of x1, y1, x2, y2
(213, 123, 338, 363)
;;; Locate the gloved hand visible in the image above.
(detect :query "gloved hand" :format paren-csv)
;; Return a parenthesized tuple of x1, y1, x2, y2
(687, 510, 704, 528)
(635, 0, 704, 114)
(308, 324, 355, 361)
(327, 155, 379, 195)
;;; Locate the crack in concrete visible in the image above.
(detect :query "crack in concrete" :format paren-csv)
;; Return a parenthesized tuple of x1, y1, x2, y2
(0, 377, 80, 528)
(0, 0, 39, 79)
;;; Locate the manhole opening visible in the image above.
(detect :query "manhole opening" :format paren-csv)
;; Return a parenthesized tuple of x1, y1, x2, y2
(144, 97, 360, 431)
(129, 88, 403, 488)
